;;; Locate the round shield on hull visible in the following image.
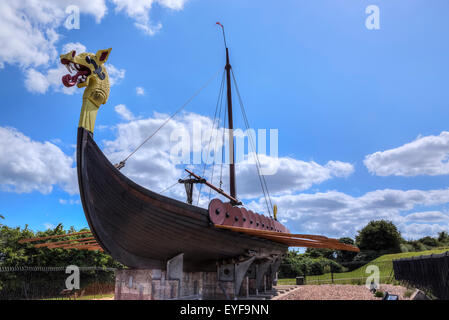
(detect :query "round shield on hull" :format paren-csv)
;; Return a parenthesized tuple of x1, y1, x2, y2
(231, 206, 244, 227)
(240, 208, 251, 228)
(274, 220, 282, 232)
(253, 213, 263, 230)
(208, 198, 226, 225)
(266, 216, 273, 231)
(222, 202, 235, 226)
(247, 210, 257, 229)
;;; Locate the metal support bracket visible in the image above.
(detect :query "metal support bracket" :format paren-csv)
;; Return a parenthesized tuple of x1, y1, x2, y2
(255, 260, 271, 293)
(217, 256, 256, 299)
(234, 257, 256, 297)
(270, 257, 282, 284)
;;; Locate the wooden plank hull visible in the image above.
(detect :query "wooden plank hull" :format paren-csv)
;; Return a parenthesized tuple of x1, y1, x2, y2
(77, 127, 287, 271)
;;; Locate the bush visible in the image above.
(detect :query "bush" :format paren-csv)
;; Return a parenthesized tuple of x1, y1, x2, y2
(418, 236, 439, 247)
(404, 290, 414, 298)
(409, 240, 427, 252)
(400, 243, 414, 253)
(353, 250, 382, 262)
(336, 237, 358, 263)
(374, 290, 384, 298)
(278, 251, 345, 278)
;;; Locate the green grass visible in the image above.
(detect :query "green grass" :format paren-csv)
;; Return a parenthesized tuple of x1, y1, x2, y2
(44, 293, 114, 300)
(279, 247, 449, 285)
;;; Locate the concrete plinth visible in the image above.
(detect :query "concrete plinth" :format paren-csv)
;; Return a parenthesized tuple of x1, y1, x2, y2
(114, 254, 282, 300)
(115, 269, 238, 300)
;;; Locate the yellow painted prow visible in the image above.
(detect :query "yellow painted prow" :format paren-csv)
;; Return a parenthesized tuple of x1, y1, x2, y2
(60, 48, 112, 133)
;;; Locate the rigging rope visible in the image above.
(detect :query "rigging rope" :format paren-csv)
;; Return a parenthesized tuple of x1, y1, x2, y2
(219, 105, 227, 190)
(196, 71, 226, 205)
(231, 69, 274, 218)
(115, 69, 222, 169)
(208, 84, 227, 201)
(159, 180, 182, 194)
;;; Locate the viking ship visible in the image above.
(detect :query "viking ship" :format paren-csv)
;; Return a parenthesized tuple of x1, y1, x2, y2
(57, 24, 358, 273)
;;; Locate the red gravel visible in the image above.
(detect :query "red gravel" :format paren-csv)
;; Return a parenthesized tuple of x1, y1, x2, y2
(279, 284, 411, 300)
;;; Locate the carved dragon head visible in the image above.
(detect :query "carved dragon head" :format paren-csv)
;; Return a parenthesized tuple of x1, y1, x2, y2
(60, 48, 111, 89)
(60, 48, 112, 132)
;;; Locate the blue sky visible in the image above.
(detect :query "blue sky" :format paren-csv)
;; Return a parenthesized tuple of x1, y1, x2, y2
(0, 0, 449, 240)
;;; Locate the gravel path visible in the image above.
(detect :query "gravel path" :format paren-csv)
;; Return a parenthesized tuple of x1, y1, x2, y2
(278, 284, 411, 300)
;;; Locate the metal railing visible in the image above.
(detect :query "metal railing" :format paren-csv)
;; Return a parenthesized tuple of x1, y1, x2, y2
(393, 252, 449, 299)
(0, 267, 116, 300)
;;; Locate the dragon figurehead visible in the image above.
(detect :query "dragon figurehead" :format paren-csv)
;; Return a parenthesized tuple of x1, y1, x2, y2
(60, 48, 112, 133)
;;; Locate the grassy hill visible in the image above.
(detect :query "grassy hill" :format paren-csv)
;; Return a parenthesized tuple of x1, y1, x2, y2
(278, 247, 449, 285)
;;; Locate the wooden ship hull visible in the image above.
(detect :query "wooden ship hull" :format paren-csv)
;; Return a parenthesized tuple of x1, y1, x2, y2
(77, 127, 288, 271)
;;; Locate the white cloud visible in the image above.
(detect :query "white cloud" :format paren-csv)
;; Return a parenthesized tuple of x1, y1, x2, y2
(214, 156, 354, 199)
(248, 188, 449, 239)
(110, 0, 188, 35)
(0, 2, 132, 94)
(0, 126, 77, 195)
(107, 64, 126, 86)
(0, 1, 107, 70)
(136, 87, 145, 96)
(102, 110, 355, 205)
(404, 211, 449, 223)
(115, 104, 136, 121)
(59, 198, 81, 205)
(364, 131, 449, 177)
(0, 0, 187, 83)
(401, 223, 448, 241)
(24, 68, 50, 94)
(43, 222, 56, 230)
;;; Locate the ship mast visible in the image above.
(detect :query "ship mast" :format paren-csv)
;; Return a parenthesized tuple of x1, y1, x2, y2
(225, 47, 237, 204)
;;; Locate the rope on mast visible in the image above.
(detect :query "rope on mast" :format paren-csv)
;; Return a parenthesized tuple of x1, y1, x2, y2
(231, 69, 274, 218)
(196, 70, 226, 205)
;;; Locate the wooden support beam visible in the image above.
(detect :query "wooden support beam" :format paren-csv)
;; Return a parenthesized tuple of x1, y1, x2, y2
(214, 224, 360, 252)
(34, 237, 95, 248)
(214, 224, 340, 242)
(19, 231, 92, 243)
(185, 169, 241, 205)
(64, 245, 103, 251)
(48, 240, 99, 249)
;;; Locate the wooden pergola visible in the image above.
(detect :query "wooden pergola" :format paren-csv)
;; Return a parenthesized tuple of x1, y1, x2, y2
(19, 231, 103, 251)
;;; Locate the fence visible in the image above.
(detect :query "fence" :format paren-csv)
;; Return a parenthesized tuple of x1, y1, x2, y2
(0, 266, 116, 300)
(393, 252, 449, 299)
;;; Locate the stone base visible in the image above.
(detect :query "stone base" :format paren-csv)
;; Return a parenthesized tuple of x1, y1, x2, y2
(115, 269, 237, 300)
(114, 269, 274, 300)
(115, 253, 281, 300)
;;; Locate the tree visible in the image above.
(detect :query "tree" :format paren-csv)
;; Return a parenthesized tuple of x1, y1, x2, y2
(335, 237, 358, 263)
(304, 248, 336, 260)
(355, 220, 402, 253)
(438, 231, 449, 244)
